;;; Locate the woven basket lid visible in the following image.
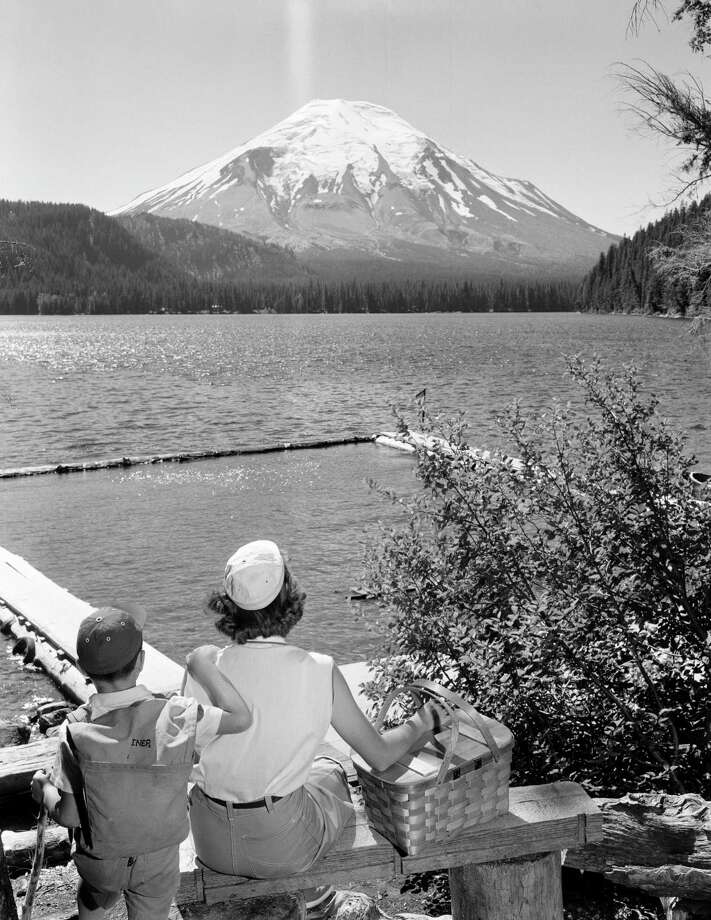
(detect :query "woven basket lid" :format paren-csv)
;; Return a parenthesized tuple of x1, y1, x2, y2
(353, 711, 513, 787)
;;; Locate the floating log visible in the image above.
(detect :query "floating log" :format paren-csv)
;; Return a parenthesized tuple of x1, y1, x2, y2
(1, 608, 91, 705)
(374, 430, 525, 472)
(0, 435, 376, 480)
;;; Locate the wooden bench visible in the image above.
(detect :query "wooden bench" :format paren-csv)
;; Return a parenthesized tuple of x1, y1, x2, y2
(176, 781, 602, 919)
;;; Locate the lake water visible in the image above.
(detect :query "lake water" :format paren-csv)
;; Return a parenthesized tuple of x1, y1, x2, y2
(1, 312, 709, 718)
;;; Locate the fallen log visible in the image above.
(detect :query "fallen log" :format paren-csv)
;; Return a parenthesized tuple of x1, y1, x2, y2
(0, 827, 70, 876)
(565, 792, 711, 899)
(0, 738, 57, 802)
(0, 823, 71, 878)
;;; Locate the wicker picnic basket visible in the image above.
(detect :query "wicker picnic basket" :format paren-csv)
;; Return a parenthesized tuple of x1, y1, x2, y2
(352, 680, 513, 855)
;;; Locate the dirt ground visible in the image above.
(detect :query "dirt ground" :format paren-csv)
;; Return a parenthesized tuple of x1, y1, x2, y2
(11, 868, 667, 920)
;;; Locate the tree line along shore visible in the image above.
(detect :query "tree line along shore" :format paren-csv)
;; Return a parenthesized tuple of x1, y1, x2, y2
(1, 195, 709, 317)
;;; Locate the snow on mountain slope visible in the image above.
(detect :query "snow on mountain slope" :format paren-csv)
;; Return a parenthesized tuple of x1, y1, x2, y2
(112, 99, 617, 273)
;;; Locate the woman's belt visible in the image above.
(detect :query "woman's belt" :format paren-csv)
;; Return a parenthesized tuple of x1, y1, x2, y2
(203, 790, 283, 809)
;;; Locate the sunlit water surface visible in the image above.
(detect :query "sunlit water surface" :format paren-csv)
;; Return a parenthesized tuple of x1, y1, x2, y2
(1, 313, 709, 717)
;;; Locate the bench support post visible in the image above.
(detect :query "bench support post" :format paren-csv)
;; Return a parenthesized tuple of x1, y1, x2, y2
(449, 851, 563, 920)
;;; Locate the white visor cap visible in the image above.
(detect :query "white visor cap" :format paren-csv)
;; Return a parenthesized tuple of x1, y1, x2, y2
(224, 540, 285, 611)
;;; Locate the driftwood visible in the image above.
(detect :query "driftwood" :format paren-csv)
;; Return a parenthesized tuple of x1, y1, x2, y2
(564, 792, 711, 899)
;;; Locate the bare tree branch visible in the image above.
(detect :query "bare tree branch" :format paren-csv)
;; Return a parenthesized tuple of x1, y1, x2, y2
(628, 0, 668, 37)
(619, 63, 711, 180)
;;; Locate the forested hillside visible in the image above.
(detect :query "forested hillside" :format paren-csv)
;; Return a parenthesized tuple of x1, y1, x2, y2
(115, 213, 309, 284)
(0, 200, 199, 314)
(577, 194, 711, 315)
(0, 199, 577, 314)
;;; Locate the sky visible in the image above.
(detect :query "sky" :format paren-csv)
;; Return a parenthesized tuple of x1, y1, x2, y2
(2, 0, 709, 237)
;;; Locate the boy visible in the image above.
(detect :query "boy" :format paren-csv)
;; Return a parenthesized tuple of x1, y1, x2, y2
(31, 605, 251, 920)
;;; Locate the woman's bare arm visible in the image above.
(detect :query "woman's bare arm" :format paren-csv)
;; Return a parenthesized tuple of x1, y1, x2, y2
(330, 668, 441, 772)
(186, 645, 252, 733)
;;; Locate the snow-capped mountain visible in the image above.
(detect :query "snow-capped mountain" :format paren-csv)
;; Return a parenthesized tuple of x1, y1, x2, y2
(112, 100, 617, 276)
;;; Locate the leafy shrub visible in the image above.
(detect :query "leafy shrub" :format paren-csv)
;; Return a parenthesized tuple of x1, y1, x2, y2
(362, 357, 711, 795)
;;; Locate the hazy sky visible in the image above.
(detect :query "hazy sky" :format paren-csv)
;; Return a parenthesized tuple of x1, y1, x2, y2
(3, 0, 708, 236)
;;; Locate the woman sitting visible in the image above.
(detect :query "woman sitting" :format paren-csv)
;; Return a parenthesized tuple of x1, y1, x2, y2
(184, 539, 441, 881)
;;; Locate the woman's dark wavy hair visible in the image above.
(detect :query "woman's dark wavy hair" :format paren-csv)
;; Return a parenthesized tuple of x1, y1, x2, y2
(206, 566, 305, 643)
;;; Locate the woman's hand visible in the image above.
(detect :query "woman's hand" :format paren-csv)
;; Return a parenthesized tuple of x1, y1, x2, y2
(414, 701, 451, 735)
(332, 670, 451, 772)
(186, 645, 221, 679)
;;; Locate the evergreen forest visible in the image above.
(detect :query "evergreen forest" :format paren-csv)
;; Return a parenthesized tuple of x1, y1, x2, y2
(0, 199, 576, 315)
(577, 193, 711, 315)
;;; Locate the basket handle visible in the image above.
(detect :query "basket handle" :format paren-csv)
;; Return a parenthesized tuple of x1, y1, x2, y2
(409, 679, 502, 764)
(374, 683, 460, 783)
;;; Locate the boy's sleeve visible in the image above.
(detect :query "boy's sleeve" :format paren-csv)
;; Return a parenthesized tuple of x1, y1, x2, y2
(194, 701, 224, 751)
(170, 695, 223, 751)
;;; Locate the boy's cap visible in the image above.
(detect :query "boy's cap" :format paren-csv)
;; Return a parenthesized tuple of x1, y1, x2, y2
(77, 607, 143, 675)
(224, 540, 285, 610)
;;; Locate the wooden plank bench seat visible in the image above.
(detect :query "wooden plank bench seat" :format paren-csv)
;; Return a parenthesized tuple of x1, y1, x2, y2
(177, 781, 602, 915)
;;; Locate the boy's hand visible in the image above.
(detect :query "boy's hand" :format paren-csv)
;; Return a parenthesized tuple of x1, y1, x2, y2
(186, 645, 221, 678)
(30, 769, 50, 804)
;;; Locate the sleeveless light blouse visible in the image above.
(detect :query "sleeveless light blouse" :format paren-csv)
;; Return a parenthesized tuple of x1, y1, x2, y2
(185, 637, 334, 801)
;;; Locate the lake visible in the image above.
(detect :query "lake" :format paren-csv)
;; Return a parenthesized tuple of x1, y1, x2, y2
(1, 312, 709, 717)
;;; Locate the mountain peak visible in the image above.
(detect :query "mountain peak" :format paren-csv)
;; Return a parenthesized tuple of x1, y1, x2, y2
(245, 98, 427, 165)
(111, 99, 617, 276)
